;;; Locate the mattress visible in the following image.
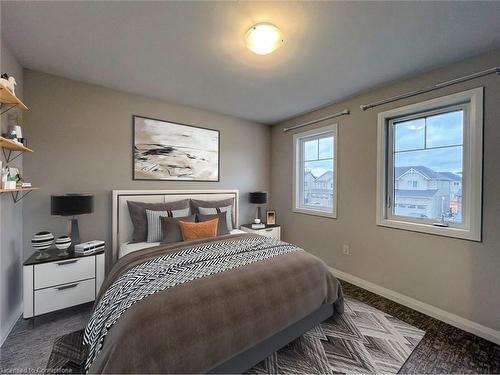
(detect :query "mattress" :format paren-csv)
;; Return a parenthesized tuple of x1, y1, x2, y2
(119, 229, 246, 258)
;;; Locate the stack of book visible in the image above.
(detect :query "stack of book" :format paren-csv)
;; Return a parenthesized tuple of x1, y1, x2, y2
(251, 223, 265, 229)
(75, 240, 105, 255)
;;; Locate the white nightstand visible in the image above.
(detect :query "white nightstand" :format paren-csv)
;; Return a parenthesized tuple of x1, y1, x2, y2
(23, 249, 105, 318)
(240, 224, 281, 240)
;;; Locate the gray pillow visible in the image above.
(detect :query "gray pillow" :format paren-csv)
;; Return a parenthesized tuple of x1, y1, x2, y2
(127, 199, 189, 243)
(197, 205, 233, 231)
(197, 213, 230, 235)
(160, 215, 196, 244)
(190, 198, 235, 230)
(146, 208, 190, 243)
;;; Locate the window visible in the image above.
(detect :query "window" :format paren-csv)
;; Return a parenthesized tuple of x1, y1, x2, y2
(293, 124, 337, 218)
(376, 88, 483, 241)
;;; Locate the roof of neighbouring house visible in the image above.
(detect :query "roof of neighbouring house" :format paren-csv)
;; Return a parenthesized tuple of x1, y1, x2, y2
(316, 171, 333, 181)
(437, 171, 462, 181)
(395, 166, 461, 181)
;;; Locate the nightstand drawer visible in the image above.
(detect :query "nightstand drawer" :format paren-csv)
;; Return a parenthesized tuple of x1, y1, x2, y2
(34, 256, 95, 289)
(258, 227, 280, 239)
(34, 278, 95, 316)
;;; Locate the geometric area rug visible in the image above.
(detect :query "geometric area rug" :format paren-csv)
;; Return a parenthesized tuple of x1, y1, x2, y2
(47, 297, 425, 374)
(246, 297, 425, 374)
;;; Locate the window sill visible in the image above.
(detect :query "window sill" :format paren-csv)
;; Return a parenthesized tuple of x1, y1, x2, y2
(377, 218, 481, 241)
(293, 207, 337, 219)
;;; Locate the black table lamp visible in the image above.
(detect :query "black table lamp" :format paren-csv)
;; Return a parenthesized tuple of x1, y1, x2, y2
(51, 194, 94, 244)
(249, 192, 268, 224)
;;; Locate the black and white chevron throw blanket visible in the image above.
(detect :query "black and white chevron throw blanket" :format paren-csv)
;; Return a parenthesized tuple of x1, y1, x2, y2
(83, 236, 302, 371)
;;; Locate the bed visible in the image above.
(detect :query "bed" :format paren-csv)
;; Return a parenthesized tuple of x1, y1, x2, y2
(84, 189, 344, 373)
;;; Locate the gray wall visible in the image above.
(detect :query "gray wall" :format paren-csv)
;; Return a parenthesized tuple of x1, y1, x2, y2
(270, 50, 500, 332)
(23, 71, 271, 268)
(0, 38, 24, 345)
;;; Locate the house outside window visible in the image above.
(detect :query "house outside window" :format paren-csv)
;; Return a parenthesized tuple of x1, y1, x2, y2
(376, 88, 483, 241)
(293, 124, 337, 218)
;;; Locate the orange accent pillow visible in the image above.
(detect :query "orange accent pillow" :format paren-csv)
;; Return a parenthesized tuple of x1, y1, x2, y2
(178, 218, 219, 241)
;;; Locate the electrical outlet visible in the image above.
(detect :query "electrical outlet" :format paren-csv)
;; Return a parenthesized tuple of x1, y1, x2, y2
(342, 244, 351, 255)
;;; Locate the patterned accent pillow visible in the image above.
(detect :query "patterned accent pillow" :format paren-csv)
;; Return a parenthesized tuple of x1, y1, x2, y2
(197, 205, 233, 231)
(178, 219, 219, 241)
(146, 208, 190, 243)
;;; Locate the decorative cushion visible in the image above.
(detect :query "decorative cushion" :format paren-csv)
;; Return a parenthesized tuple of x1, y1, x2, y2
(146, 208, 190, 243)
(178, 219, 219, 241)
(196, 213, 229, 235)
(190, 198, 235, 230)
(160, 215, 196, 244)
(127, 200, 189, 243)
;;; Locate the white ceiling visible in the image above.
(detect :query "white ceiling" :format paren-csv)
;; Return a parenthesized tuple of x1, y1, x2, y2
(2, 1, 500, 124)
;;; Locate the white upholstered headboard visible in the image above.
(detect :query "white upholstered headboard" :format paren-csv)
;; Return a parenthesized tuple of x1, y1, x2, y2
(111, 189, 239, 263)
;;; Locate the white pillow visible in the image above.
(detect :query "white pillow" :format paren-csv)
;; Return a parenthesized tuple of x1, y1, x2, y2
(146, 208, 190, 242)
(198, 205, 233, 231)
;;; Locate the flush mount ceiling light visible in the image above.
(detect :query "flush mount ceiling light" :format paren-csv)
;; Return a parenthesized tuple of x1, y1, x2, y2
(245, 23, 283, 55)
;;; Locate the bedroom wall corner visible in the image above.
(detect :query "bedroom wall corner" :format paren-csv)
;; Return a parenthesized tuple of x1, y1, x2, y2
(269, 49, 500, 337)
(0, 37, 24, 346)
(22, 71, 272, 270)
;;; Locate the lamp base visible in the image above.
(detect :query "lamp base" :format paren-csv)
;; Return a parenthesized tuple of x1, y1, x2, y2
(70, 218, 81, 245)
(254, 206, 262, 224)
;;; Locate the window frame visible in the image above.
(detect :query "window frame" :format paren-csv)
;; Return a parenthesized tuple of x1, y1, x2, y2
(293, 124, 338, 219)
(376, 87, 483, 241)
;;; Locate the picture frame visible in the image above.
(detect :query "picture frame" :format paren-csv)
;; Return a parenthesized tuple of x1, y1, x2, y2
(266, 210, 276, 225)
(133, 115, 220, 181)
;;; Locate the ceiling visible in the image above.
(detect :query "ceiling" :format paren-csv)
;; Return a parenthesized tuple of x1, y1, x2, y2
(2, 1, 500, 124)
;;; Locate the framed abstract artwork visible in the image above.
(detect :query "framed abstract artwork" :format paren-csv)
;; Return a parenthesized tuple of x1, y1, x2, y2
(133, 115, 220, 181)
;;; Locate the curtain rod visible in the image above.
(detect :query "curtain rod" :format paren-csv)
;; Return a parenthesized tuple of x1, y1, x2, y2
(360, 65, 500, 111)
(282, 108, 350, 133)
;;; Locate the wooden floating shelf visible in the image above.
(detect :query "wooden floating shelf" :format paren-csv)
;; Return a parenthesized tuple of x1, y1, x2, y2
(0, 86, 28, 110)
(0, 136, 33, 153)
(0, 187, 39, 193)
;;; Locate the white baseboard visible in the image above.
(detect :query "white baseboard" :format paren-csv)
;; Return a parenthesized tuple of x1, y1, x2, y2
(331, 267, 500, 346)
(0, 304, 22, 347)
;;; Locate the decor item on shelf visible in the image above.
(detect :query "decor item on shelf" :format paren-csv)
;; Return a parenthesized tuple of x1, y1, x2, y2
(249, 191, 268, 224)
(133, 115, 220, 181)
(0, 73, 17, 95)
(266, 210, 276, 225)
(51, 193, 94, 245)
(1, 132, 16, 140)
(2, 167, 19, 189)
(13, 125, 22, 139)
(4, 179, 16, 190)
(32, 231, 54, 260)
(55, 235, 72, 256)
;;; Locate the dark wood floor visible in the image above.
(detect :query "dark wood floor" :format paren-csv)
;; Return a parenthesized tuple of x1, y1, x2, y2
(1, 280, 498, 374)
(342, 281, 500, 374)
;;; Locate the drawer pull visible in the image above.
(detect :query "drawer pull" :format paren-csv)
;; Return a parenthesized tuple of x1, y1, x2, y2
(56, 260, 78, 266)
(265, 229, 273, 231)
(56, 283, 79, 291)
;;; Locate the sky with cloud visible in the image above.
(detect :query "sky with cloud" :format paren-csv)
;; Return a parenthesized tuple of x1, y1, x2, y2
(394, 110, 463, 174)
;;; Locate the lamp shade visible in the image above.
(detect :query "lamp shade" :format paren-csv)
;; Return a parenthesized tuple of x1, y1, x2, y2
(51, 194, 94, 216)
(249, 191, 268, 204)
